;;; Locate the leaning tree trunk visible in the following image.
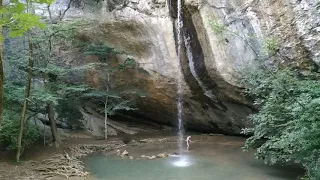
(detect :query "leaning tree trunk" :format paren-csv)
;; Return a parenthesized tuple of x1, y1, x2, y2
(0, 0, 4, 126)
(16, 35, 33, 162)
(43, 2, 72, 146)
(47, 103, 61, 147)
(104, 96, 108, 139)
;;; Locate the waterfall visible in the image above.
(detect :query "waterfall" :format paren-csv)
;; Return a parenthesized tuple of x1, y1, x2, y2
(184, 35, 218, 103)
(176, 0, 184, 154)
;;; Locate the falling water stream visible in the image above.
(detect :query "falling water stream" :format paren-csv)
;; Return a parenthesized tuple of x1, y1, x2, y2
(176, 0, 184, 156)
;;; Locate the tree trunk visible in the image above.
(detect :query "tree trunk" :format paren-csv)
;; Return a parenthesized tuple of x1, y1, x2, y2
(16, 35, 33, 162)
(104, 73, 109, 140)
(0, 0, 4, 126)
(47, 103, 61, 147)
(104, 96, 108, 139)
(0, 28, 3, 126)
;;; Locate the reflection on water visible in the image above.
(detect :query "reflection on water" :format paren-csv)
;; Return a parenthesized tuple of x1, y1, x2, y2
(83, 152, 300, 180)
(171, 155, 192, 167)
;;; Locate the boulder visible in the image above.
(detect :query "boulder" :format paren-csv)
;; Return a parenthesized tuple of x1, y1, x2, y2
(29, 119, 71, 140)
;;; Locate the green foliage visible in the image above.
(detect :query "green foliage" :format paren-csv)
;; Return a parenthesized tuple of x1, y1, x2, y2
(83, 86, 140, 116)
(241, 67, 320, 179)
(81, 41, 147, 116)
(55, 97, 84, 129)
(209, 18, 227, 35)
(2, 25, 92, 133)
(0, 0, 53, 41)
(118, 58, 138, 70)
(3, 82, 25, 109)
(208, 16, 280, 61)
(31, 86, 62, 106)
(48, 20, 89, 47)
(83, 42, 122, 62)
(1, 12, 149, 151)
(0, 111, 40, 150)
(263, 38, 278, 56)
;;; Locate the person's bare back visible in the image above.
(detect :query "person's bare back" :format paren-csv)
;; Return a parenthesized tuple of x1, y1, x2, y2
(186, 136, 192, 150)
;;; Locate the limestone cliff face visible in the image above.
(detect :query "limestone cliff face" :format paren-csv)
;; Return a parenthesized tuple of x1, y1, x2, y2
(38, 0, 320, 134)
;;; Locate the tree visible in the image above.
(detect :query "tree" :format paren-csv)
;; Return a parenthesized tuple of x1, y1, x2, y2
(14, 0, 55, 163)
(82, 42, 146, 139)
(26, 19, 106, 145)
(0, 0, 3, 126)
(241, 68, 320, 180)
(16, 34, 33, 162)
(0, 0, 54, 126)
(41, 0, 72, 147)
(26, 1, 80, 147)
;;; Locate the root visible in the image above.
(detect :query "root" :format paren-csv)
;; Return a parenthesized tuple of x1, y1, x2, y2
(34, 141, 126, 178)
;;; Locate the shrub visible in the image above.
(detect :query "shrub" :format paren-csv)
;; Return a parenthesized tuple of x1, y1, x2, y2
(0, 111, 40, 151)
(241, 68, 320, 180)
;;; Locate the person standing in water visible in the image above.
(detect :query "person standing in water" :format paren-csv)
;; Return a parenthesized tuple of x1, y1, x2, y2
(186, 136, 192, 150)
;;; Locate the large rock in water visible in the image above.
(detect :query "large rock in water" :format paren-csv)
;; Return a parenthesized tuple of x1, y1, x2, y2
(37, 0, 319, 134)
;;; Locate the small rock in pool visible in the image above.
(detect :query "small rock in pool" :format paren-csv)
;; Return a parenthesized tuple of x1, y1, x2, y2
(121, 150, 129, 157)
(147, 155, 156, 160)
(156, 153, 168, 158)
(129, 156, 134, 160)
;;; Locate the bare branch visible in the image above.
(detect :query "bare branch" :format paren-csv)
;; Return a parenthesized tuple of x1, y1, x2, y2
(59, 0, 74, 21)
(47, 5, 53, 23)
